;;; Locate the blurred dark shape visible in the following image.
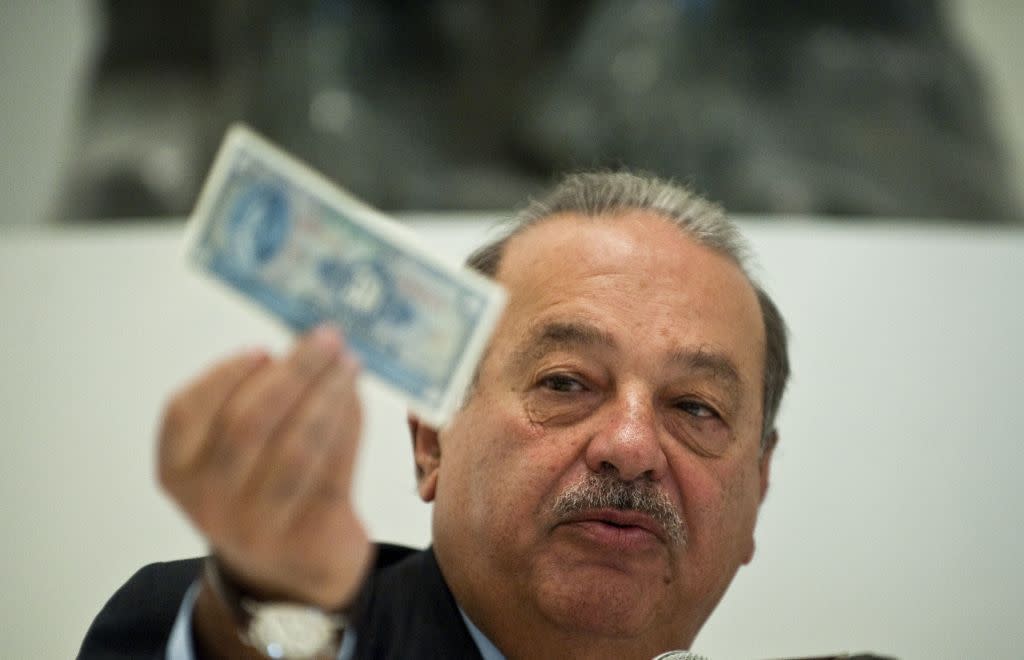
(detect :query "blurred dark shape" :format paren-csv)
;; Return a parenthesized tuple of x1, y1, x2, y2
(61, 0, 222, 219)
(523, 0, 1018, 218)
(61, 0, 1021, 221)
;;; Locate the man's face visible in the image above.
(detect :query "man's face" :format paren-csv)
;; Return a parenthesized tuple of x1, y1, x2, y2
(415, 211, 772, 650)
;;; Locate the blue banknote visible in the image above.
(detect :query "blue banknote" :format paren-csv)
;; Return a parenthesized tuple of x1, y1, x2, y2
(186, 125, 505, 425)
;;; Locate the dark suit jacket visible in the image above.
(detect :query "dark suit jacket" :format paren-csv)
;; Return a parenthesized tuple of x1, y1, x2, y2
(78, 544, 484, 659)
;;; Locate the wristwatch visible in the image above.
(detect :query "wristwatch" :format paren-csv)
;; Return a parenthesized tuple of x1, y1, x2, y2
(204, 556, 347, 659)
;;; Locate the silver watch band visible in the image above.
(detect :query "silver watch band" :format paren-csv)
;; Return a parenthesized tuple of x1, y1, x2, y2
(204, 555, 346, 659)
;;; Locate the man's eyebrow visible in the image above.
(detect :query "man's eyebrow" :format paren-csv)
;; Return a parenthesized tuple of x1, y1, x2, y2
(669, 346, 744, 399)
(508, 323, 745, 397)
(511, 321, 617, 368)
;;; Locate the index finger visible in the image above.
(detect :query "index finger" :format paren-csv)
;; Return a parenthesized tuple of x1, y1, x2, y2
(159, 348, 270, 476)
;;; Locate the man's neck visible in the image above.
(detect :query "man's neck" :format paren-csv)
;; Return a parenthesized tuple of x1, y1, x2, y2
(464, 605, 681, 660)
(448, 573, 690, 660)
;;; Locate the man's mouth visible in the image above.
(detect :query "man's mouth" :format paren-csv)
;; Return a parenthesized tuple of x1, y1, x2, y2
(559, 508, 667, 551)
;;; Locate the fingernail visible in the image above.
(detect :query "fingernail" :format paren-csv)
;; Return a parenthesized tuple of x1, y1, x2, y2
(312, 324, 341, 346)
(244, 347, 270, 362)
(340, 347, 360, 371)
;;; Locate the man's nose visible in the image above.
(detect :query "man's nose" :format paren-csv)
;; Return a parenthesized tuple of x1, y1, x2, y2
(584, 388, 667, 482)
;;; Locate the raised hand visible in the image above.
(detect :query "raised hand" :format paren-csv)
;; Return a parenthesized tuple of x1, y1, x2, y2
(158, 325, 372, 610)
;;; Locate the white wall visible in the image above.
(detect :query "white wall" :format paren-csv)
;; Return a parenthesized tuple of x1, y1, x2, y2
(1, 218, 1022, 659)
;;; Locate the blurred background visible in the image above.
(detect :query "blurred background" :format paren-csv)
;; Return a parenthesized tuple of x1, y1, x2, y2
(2, 0, 1023, 225)
(3, 3, 1024, 659)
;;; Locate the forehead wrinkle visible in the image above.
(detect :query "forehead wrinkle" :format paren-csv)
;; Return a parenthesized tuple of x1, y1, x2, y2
(510, 320, 617, 371)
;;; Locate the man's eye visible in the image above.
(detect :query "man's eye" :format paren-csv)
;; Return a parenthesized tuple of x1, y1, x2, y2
(539, 374, 585, 393)
(676, 400, 718, 419)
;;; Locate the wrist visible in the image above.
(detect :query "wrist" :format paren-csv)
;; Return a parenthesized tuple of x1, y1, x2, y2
(203, 555, 346, 660)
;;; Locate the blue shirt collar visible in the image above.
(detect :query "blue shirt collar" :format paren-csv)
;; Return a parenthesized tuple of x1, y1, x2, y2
(459, 608, 506, 660)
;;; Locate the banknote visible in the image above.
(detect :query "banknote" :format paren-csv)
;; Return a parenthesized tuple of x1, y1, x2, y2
(185, 124, 506, 426)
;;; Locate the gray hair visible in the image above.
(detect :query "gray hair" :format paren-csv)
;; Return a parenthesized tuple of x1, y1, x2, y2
(466, 171, 790, 451)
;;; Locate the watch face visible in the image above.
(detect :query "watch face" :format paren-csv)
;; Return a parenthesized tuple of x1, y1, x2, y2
(246, 603, 341, 659)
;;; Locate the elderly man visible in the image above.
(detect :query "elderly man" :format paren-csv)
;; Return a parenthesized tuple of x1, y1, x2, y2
(80, 172, 789, 659)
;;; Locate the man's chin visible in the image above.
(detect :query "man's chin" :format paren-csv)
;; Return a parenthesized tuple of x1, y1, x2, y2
(536, 576, 662, 637)
(531, 542, 676, 637)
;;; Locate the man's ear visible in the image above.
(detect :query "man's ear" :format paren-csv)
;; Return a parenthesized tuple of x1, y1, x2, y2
(742, 430, 778, 566)
(758, 429, 778, 504)
(408, 414, 441, 502)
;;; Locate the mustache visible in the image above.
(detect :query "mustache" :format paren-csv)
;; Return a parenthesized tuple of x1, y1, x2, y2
(551, 471, 686, 546)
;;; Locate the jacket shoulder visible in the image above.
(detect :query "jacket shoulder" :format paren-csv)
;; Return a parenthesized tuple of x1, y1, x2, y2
(78, 557, 203, 659)
(355, 546, 482, 659)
